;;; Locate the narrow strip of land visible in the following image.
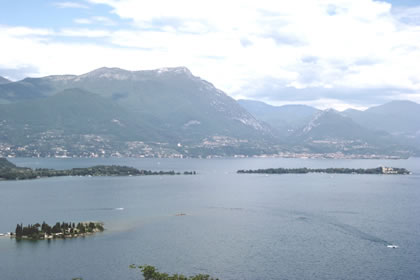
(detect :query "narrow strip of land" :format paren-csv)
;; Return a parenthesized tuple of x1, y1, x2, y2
(237, 167, 410, 175)
(0, 158, 196, 180)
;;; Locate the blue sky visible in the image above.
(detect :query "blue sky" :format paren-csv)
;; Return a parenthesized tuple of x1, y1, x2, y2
(1, 0, 420, 110)
(0, 1, 129, 30)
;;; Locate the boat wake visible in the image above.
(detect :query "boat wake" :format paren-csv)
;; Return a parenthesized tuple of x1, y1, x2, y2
(328, 221, 389, 245)
(88, 207, 125, 211)
(292, 210, 397, 248)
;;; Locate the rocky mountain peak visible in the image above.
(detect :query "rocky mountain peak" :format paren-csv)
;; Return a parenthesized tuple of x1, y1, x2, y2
(76, 66, 195, 81)
(155, 66, 193, 77)
(77, 67, 131, 80)
(301, 108, 346, 134)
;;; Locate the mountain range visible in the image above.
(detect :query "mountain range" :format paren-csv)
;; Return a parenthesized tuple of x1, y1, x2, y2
(0, 68, 274, 157)
(0, 68, 419, 158)
(239, 99, 420, 157)
(237, 100, 320, 137)
(342, 100, 420, 136)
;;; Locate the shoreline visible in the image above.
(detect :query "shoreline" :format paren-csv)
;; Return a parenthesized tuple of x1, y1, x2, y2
(9, 230, 101, 240)
(1, 153, 415, 160)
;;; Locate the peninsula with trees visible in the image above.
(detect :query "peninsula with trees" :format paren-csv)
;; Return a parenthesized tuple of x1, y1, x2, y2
(0, 158, 196, 180)
(11, 221, 104, 240)
(237, 166, 410, 175)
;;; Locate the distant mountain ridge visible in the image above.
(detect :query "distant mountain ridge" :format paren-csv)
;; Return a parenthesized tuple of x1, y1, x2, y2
(239, 99, 419, 156)
(291, 109, 403, 154)
(342, 100, 420, 135)
(238, 99, 319, 136)
(0, 76, 10, 85)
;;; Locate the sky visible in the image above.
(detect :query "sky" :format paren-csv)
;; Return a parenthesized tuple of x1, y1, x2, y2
(1, 0, 420, 110)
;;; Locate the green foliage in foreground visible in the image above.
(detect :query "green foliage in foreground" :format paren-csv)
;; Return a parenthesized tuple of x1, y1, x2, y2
(130, 265, 219, 280)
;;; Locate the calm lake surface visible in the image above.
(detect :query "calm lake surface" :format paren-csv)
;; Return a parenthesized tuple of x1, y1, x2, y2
(0, 157, 419, 280)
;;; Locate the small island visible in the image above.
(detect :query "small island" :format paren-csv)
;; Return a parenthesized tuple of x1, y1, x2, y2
(10, 221, 104, 240)
(237, 166, 410, 175)
(0, 158, 196, 180)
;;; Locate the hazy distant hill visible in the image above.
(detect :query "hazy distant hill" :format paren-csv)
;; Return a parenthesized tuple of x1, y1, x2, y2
(294, 109, 390, 142)
(0, 76, 10, 85)
(239, 99, 417, 156)
(342, 100, 420, 151)
(295, 109, 377, 139)
(0, 76, 59, 103)
(342, 100, 420, 135)
(238, 99, 319, 136)
(291, 109, 408, 154)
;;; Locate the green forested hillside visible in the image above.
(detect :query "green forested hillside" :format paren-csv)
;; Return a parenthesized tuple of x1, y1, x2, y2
(0, 88, 166, 144)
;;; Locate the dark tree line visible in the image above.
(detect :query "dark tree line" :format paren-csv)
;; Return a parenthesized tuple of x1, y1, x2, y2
(0, 158, 197, 181)
(14, 221, 104, 239)
(237, 167, 409, 175)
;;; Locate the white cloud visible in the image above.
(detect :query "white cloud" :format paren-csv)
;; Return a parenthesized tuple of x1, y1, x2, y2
(92, 16, 117, 26)
(74, 16, 117, 26)
(59, 28, 111, 38)
(2, 0, 420, 108)
(53, 2, 89, 9)
(87, 0, 420, 92)
(272, 99, 369, 111)
(0, 25, 54, 37)
(74, 18, 92, 24)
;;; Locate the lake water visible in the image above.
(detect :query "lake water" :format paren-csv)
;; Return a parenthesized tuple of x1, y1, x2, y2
(0, 157, 419, 280)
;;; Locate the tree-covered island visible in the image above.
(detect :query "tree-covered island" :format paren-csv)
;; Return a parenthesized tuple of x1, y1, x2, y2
(0, 158, 196, 180)
(11, 221, 104, 240)
(237, 166, 410, 175)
